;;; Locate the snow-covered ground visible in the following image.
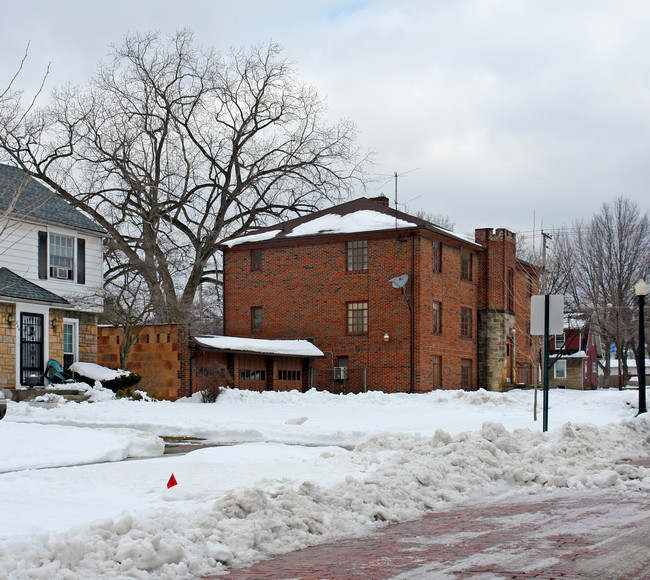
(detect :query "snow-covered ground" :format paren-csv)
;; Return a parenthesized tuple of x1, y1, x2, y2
(1, 387, 648, 579)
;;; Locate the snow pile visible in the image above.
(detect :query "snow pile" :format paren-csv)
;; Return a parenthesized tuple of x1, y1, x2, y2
(0, 423, 164, 472)
(1, 414, 648, 579)
(69, 361, 130, 382)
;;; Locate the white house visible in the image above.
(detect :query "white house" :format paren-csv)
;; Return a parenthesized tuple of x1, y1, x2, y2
(0, 163, 105, 387)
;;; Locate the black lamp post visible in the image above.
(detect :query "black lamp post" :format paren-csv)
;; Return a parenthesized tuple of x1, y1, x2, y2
(634, 278, 648, 415)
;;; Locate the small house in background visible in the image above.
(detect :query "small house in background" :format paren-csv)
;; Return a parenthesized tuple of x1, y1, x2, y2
(608, 356, 650, 389)
(548, 318, 602, 390)
(0, 164, 105, 390)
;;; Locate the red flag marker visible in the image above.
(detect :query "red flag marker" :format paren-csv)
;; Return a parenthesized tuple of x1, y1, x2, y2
(167, 473, 178, 489)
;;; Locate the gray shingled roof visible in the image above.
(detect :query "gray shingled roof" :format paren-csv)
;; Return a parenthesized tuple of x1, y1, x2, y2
(0, 267, 70, 305)
(0, 164, 105, 234)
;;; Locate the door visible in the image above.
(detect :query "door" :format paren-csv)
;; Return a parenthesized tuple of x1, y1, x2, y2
(20, 313, 44, 386)
(506, 338, 513, 383)
(275, 357, 303, 392)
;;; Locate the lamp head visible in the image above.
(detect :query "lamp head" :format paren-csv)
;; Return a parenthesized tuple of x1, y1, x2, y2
(634, 278, 649, 297)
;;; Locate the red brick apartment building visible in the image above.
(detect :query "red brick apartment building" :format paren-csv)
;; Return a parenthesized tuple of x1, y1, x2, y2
(221, 196, 539, 393)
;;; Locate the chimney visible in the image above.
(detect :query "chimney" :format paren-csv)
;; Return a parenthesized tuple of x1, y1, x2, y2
(370, 195, 390, 208)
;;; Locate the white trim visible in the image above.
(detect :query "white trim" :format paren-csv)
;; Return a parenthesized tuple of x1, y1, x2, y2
(554, 359, 567, 380)
(63, 318, 79, 366)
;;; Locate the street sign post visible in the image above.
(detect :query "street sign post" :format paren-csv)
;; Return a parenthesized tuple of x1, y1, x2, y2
(530, 294, 565, 432)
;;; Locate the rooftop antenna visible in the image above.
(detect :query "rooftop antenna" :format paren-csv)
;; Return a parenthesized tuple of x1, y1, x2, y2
(392, 168, 420, 229)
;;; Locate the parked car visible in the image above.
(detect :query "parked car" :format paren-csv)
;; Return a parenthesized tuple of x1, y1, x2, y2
(0, 390, 6, 420)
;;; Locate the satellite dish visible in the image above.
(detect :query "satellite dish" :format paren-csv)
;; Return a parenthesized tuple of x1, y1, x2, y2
(389, 274, 409, 289)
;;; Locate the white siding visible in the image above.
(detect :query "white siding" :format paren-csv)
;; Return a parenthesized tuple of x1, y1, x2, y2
(0, 217, 104, 312)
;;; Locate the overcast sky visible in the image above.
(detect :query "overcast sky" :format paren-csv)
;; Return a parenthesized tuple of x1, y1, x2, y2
(2, 0, 649, 239)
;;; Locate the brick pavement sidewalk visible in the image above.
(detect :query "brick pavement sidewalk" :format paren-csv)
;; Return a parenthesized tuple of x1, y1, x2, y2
(208, 487, 650, 580)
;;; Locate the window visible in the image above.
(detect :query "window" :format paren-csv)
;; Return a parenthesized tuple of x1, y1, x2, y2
(49, 234, 74, 280)
(251, 307, 262, 331)
(432, 242, 441, 272)
(554, 359, 567, 379)
(38, 231, 85, 284)
(432, 301, 442, 333)
(251, 249, 262, 271)
(460, 308, 472, 337)
(347, 301, 368, 334)
(526, 322, 532, 346)
(278, 370, 301, 381)
(527, 273, 534, 298)
(240, 369, 266, 381)
(461, 359, 472, 388)
(433, 355, 442, 388)
(460, 250, 472, 281)
(347, 241, 368, 271)
(555, 333, 565, 348)
(62, 320, 78, 371)
(507, 268, 514, 312)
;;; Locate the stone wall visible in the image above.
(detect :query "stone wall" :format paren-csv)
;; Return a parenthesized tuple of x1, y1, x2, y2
(0, 303, 16, 387)
(478, 310, 516, 391)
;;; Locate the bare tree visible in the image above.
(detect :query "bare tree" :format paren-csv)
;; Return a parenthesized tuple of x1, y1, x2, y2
(412, 208, 455, 231)
(572, 197, 650, 383)
(0, 30, 366, 323)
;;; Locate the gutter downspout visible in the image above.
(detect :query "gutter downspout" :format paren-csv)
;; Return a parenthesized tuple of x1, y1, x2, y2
(410, 231, 415, 394)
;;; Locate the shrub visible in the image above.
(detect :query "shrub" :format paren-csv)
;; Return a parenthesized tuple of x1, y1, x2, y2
(115, 387, 157, 401)
(73, 369, 142, 393)
(200, 385, 223, 403)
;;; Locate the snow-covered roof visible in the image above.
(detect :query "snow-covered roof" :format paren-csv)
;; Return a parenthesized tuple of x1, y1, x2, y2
(192, 335, 324, 358)
(221, 197, 483, 249)
(284, 210, 415, 238)
(559, 350, 588, 359)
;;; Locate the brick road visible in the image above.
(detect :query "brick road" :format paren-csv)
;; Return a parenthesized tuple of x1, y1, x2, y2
(209, 486, 650, 579)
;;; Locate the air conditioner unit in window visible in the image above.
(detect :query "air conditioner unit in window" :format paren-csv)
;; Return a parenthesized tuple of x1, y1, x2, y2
(52, 267, 71, 280)
(333, 366, 348, 381)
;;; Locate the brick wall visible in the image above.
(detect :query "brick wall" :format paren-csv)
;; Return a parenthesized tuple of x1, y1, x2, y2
(223, 229, 483, 393)
(97, 324, 187, 400)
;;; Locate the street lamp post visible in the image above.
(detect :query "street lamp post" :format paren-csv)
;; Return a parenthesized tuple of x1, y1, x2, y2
(634, 278, 648, 415)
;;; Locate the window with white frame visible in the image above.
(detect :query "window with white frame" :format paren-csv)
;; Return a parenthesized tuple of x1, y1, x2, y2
(49, 234, 75, 280)
(62, 320, 78, 371)
(555, 333, 565, 348)
(554, 359, 567, 379)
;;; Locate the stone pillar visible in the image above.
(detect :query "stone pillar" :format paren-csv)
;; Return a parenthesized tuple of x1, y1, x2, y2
(478, 310, 515, 391)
